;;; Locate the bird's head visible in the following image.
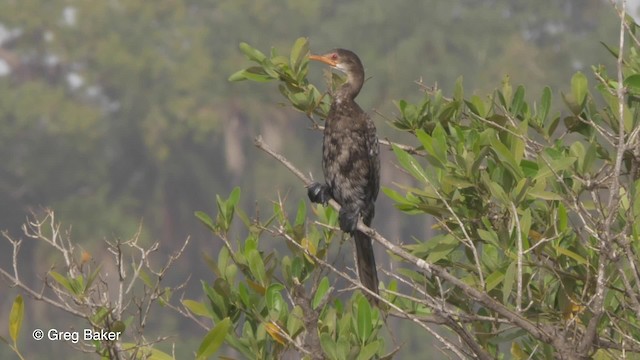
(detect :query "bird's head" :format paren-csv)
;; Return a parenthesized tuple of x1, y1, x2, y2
(309, 48, 364, 99)
(309, 48, 363, 76)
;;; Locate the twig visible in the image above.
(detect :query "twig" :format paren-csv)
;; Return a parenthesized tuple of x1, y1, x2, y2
(511, 202, 523, 312)
(311, 125, 425, 155)
(579, 0, 627, 355)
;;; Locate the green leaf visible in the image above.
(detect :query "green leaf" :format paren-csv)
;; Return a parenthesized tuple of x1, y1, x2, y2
(70, 275, 85, 295)
(238, 282, 251, 308)
(600, 41, 619, 59)
(265, 283, 285, 313)
(382, 187, 410, 204)
(511, 177, 531, 204)
(453, 76, 464, 101)
(247, 249, 267, 285)
(196, 317, 231, 360)
(467, 95, 487, 117)
(570, 142, 585, 170)
(122, 343, 176, 360)
(313, 277, 331, 309)
(571, 72, 588, 106)
(501, 75, 513, 106)
(503, 261, 516, 304)
(490, 137, 524, 179)
(527, 188, 564, 201)
(485, 177, 510, 205)
(183, 300, 211, 318)
(555, 246, 588, 265)
(336, 338, 350, 360)
(540, 86, 552, 123)
(392, 144, 430, 183)
(546, 116, 561, 137)
(228, 186, 241, 209)
(426, 234, 458, 263)
(9, 295, 24, 345)
(49, 271, 76, 294)
(289, 91, 310, 110)
(90, 307, 111, 325)
(84, 265, 102, 294)
(228, 68, 248, 82)
(215, 187, 240, 232)
(320, 333, 338, 360)
(228, 67, 273, 82)
(511, 342, 527, 360)
(416, 128, 447, 167)
(357, 340, 380, 360)
(294, 199, 307, 227)
(430, 124, 448, 165)
(218, 246, 230, 276)
(534, 156, 577, 181)
(624, 74, 640, 94)
(139, 269, 154, 288)
(557, 203, 568, 231)
(239, 42, 266, 63)
(195, 211, 216, 232)
(511, 85, 525, 115)
(355, 296, 372, 344)
(582, 143, 597, 173)
(485, 270, 505, 292)
(442, 175, 474, 189)
(225, 264, 238, 283)
(478, 229, 500, 248)
(290, 37, 309, 73)
(287, 306, 304, 338)
(203, 281, 225, 320)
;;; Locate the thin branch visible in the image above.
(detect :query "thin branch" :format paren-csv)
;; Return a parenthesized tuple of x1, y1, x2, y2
(313, 125, 425, 155)
(511, 202, 523, 313)
(0, 267, 87, 318)
(579, 0, 627, 355)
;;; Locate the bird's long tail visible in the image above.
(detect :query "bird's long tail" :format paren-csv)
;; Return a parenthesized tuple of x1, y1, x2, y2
(354, 231, 379, 304)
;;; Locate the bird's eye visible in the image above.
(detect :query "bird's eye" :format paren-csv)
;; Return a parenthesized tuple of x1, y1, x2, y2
(330, 53, 338, 60)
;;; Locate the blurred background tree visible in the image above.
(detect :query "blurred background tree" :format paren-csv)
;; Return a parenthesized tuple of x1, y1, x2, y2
(0, 0, 630, 358)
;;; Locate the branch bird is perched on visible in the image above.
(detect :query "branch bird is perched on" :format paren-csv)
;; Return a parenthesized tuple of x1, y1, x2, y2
(307, 49, 380, 303)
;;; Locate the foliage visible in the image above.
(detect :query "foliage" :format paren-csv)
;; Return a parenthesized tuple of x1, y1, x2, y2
(229, 38, 329, 120)
(189, 188, 387, 360)
(0, 295, 26, 360)
(209, 13, 640, 357)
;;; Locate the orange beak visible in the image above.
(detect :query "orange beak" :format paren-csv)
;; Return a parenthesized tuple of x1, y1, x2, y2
(309, 54, 338, 67)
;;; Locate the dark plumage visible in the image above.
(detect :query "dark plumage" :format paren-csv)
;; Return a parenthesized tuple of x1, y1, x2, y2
(307, 49, 380, 303)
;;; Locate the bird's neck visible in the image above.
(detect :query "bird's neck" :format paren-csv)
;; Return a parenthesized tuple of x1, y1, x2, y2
(335, 70, 364, 102)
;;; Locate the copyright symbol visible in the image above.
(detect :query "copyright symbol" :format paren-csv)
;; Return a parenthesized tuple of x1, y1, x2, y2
(32, 329, 44, 341)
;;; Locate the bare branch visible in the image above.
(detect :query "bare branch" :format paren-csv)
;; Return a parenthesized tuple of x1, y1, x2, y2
(579, 0, 627, 356)
(0, 209, 190, 358)
(511, 202, 523, 313)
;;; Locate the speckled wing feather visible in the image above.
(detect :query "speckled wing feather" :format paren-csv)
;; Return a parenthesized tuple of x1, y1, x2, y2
(322, 101, 380, 302)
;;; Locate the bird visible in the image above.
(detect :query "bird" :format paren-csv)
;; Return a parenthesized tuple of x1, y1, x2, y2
(307, 48, 380, 303)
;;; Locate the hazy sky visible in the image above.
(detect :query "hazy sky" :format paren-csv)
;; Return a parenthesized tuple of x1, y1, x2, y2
(631, 0, 640, 19)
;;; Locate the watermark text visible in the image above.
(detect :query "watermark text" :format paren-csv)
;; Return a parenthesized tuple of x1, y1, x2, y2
(32, 328, 121, 343)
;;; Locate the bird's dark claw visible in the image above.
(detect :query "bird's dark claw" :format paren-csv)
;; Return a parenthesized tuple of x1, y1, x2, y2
(307, 182, 330, 205)
(339, 207, 360, 233)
